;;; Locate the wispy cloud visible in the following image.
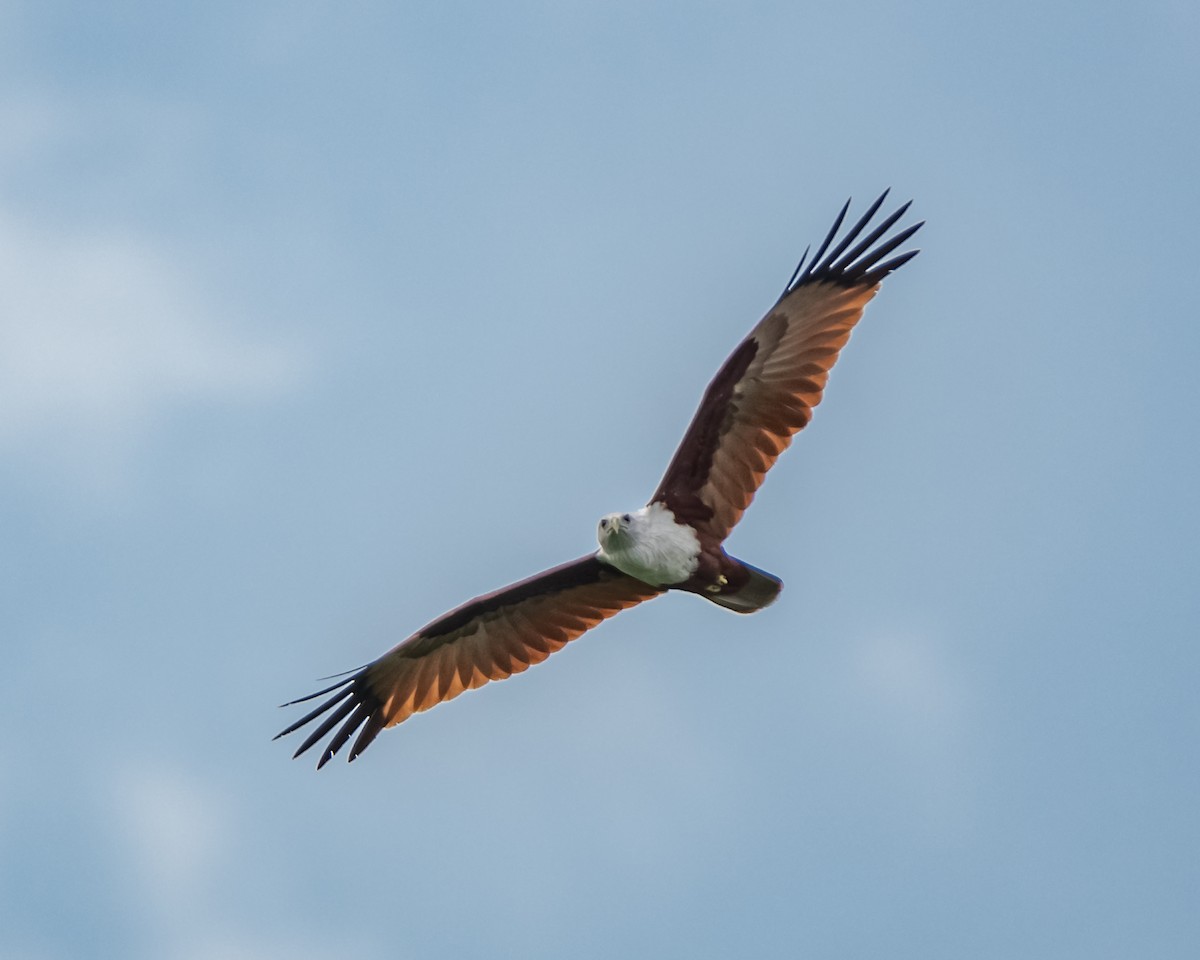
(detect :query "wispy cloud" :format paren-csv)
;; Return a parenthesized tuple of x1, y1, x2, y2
(855, 631, 966, 730)
(0, 210, 309, 474)
(106, 762, 371, 960)
(109, 763, 233, 929)
(851, 629, 979, 838)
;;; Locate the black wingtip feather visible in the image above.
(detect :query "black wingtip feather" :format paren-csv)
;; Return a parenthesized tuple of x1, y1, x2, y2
(798, 196, 852, 285)
(349, 709, 389, 762)
(292, 696, 359, 760)
(316, 701, 374, 769)
(785, 192, 921, 294)
(275, 667, 386, 769)
(273, 686, 354, 740)
(829, 200, 913, 274)
(276, 674, 356, 709)
(869, 247, 921, 278)
(840, 221, 924, 283)
(781, 244, 811, 299)
(821, 190, 890, 270)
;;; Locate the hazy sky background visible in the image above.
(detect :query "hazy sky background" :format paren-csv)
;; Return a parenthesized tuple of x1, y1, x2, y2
(3, 2, 1198, 958)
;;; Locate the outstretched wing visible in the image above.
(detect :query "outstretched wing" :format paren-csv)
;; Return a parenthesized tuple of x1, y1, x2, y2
(276, 555, 661, 768)
(651, 191, 922, 543)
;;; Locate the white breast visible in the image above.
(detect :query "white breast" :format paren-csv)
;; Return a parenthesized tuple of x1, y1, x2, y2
(597, 502, 700, 586)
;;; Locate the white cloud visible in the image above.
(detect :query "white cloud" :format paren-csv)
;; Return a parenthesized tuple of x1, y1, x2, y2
(109, 763, 233, 929)
(0, 84, 309, 493)
(0, 90, 64, 170)
(0, 213, 307, 451)
(106, 762, 377, 960)
(855, 631, 965, 729)
(167, 934, 378, 960)
(851, 629, 979, 838)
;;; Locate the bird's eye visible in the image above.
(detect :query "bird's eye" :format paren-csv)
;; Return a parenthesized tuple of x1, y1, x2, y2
(622, 514, 631, 523)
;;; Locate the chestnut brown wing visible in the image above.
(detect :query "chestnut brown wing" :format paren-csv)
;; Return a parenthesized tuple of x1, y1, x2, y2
(276, 555, 662, 768)
(652, 192, 921, 543)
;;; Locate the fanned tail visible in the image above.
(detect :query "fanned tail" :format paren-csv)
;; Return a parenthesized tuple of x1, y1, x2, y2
(705, 559, 783, 613)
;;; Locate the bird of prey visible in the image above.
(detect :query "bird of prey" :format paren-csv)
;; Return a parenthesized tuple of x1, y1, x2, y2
(277, 191, 922, 768)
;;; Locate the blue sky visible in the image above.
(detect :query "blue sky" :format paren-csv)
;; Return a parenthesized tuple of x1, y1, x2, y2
(3, 2, 1198, 958)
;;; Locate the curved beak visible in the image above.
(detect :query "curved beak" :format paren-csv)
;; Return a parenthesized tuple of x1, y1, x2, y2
(599, 515, 623, 541)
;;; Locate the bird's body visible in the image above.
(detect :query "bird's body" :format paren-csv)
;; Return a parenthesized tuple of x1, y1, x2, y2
(596, 504, 700, 587)
(597, 504, 783, 612)
(277, 192, 922, 768)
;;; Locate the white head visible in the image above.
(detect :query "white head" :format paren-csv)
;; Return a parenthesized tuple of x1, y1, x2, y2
(597, 511, 635, 548)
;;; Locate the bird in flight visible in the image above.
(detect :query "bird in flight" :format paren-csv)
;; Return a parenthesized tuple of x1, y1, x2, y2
(277, 191, 922, 768)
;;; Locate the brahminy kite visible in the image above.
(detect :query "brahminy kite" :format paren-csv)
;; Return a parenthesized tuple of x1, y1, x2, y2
(277, 191, 922, 767)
